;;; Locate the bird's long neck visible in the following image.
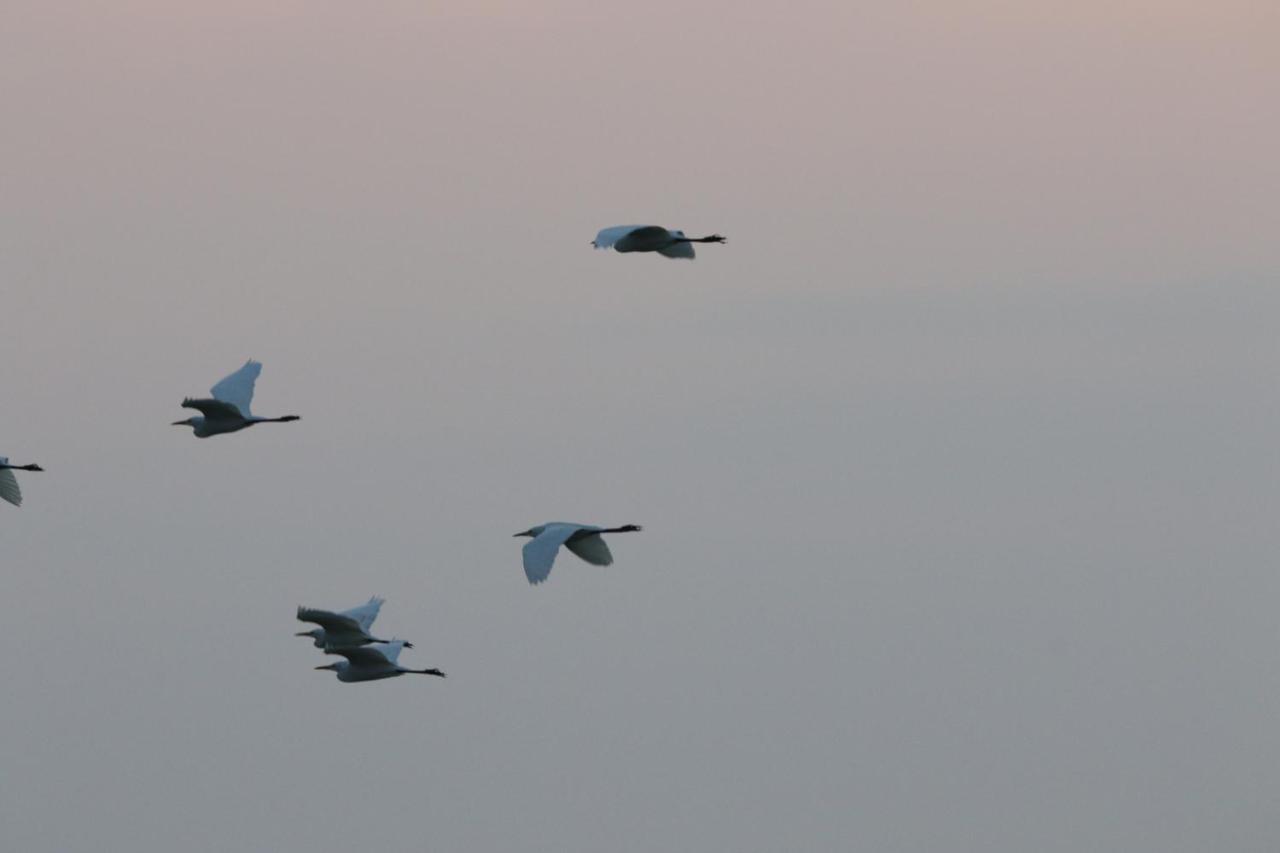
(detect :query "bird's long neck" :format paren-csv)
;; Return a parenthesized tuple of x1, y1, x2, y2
(410, 668, 446, 678)
(600, 524, 642, 534)
(1, 463, 42, 471)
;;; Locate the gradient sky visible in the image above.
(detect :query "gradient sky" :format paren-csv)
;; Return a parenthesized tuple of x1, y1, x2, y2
(3, 3, 1278, 851)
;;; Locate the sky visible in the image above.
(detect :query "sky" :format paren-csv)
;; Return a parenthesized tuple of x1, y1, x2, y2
(2, 2, 1278, 851)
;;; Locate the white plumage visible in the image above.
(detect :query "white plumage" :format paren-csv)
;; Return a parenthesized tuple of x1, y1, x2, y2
(295, 597, 390, 650)
(173, 360, 300, 438)
(315, 641, 446, 683)
(592, 225, 726, 260)
(295, 594, 404, 648)
(514, 522, 643, 585)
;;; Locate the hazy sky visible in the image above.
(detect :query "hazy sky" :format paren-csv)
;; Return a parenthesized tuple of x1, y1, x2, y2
(2, 3, 1278, 851)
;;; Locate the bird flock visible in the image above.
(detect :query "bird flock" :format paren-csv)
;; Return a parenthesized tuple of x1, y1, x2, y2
(6, 223, 723, 683)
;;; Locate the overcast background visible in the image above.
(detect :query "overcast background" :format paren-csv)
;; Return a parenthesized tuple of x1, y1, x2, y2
(2, 2, 1278, 851)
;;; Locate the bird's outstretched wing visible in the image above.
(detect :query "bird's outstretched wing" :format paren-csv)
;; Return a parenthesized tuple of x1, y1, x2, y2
(371, 640, 408, 664)
(657, 241, 696, 260)
(522, 524, 582, 584)
(297, 606, 363, 634)
(564, 532, 614, 566)
(210, 360, 261, 417)
(592, 225, 645, 250)
(332, 642, 404, 667)
(341, 597, 384, 633)
(182, 398, 245, 422)
(0, 468, 22, 507)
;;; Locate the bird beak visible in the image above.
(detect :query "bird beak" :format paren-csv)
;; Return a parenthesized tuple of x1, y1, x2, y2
(294, 631, 311, 637)
(171, 420, 187, 426)
(314, 664, 334, 670)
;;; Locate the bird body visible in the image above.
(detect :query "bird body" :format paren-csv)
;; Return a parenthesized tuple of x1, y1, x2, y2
(0, 457, 44, 507)
(295, 597, 387, 649)
(513, 522, 643, 585)
(592, 225, 725, 260)
(297, 600, 408, 651)
(173, 360, 300, 437)
(315, 641, 445, 683)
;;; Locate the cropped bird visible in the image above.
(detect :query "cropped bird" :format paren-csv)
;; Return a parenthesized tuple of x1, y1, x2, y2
(295, 597, 390, 650)
(514, 522, 643, 585)
(0, 457, 44, 508)
(592, 225, 726, 260)
(315, 641, 445, 683)
(173, 360, 300, 438)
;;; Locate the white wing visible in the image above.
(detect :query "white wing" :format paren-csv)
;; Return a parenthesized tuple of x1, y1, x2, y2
(332, 644, 399, 668)
(210, 360, 261, 417)
(340, 597, 384, 633)
(522, 523, 584, 584)
(369, 641, 408, 665)
(296, 606, 364, 637)
(592, 225, 646, 250)
(564, 532, 614, 566)
(0, 468, 21, 507)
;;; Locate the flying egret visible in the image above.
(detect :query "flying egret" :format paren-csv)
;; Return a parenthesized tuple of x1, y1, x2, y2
(173, 360, 300, 437)
(295, 597, 388, 649)
(513, 522, 643, 585)
(0, 457, 44, 508)
(315, 641, 445, 683)
(592, 225, 726, 259)
(297, 601, 411, 651)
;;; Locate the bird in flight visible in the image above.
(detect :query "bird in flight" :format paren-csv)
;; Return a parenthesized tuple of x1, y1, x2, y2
(0, 457, 44, 507)
(513, 522, 643, 585)
(592, 225, 726, 259)
(173, 360, 300, 438)
(297, 599, 409, 651)
(315, 641, 445, 683)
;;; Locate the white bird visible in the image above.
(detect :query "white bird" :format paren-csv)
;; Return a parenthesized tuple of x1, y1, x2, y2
(173, 360, 300, 438)
(592, 225, 726, 260)
(297, 600, 410, 650)
(314, 641, 445, 683)
(513, 522, 643, 585)
(295, 597, 389, 649)
(0, 457, 44, 508)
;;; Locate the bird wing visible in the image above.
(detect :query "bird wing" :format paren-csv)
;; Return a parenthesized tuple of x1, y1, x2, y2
(564, 532, 614, 566)
(657, 241, 696, 260)
(333, 641, 407, 667)
(591, 225, 646, 250)
(210, 360, 261, 417)
(0, 468, 22, 507)
(182, 398, 245, 422)
(370, 641, 407, 664)
(522, 524, 583, 584)
(330, 645, 397, 667)
(340, 597, 384, 633)
(296, 606, 364, 634)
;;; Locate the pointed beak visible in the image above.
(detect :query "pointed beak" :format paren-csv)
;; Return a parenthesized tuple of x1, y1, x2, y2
(171, 420, 187, 426)
(294, 631, 312, 637)
(314, 664, 334, 670)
